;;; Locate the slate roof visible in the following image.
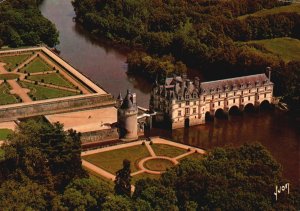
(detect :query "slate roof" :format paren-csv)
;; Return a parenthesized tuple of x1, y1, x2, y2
(154, 73, 272, 100)
(200, 74, 272, 93)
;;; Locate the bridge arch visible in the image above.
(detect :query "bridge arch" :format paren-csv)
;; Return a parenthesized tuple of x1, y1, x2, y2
(215, 108, 226, 119)
(228, 105, 240, 115)
(260, 100, 271, 110)
(244, 103, 255, 113)
(205, 111, 212, 121)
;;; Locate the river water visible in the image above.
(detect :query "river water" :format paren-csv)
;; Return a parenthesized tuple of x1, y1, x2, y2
(40, 0, 299, 185)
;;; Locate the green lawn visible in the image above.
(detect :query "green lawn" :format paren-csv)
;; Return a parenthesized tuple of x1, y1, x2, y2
(0, 54, 31, 71)
(144, 158, 174, 171)
(21, 57, 52, 73)
(82, 145, 150, 174)
(28, 73, 76, 88)
(246, 37, 300, 62)
(151, 144, 187, 158)
(238, 4, 300, 20)
(19, 81, 78, 100)
(0, 73, 19, 80)
(178, 152, 203, 161)
(132, 173, 160, 184)
(0, 129, 13, 140)
(0, 83, 18, 105)
(84, 167, 114, 188)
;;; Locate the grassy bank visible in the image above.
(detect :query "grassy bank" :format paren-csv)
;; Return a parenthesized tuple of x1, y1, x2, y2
(238, 3, 300, 20)
(246, 37, 300, 62)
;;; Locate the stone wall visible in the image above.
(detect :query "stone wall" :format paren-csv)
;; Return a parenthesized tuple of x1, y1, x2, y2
(81, 128, 119, 144)
(0, 94, 116, 122)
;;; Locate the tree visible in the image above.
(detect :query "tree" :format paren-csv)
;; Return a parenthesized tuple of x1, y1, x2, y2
(159, 143, 297, 211)
(114, 159, 132, 196)
(0, 178, 49, 210)
(57, 178, 112, 210)
(102, 195, 133, 211)
(0, 120, 86, 191)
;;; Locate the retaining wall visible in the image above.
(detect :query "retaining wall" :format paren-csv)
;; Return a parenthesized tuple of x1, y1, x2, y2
(0, 94, 116, 122)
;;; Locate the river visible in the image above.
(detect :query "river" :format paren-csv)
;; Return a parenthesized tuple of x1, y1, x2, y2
(39, 0, 299, 186)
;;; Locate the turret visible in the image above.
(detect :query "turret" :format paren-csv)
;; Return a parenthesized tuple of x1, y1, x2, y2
(117, 89, 138, 141)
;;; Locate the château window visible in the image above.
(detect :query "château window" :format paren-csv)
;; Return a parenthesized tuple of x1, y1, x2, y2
(249, 90, 251, 93)
(194, 101, 196, 105)
(212, 103, 215, 108)
(193, 108, 196, 114)
(178, 111, 181, 116)
(203, 97, 206, 101)
(219, 94, 221, 98)
(233, 99, 235, 103)
(186, 101, 190, 106)
(185, 108, 189, 115)
(226, 93, 228, 97)
(264, 94, 266, 98)
(186, 95, 189, 99)
(234, 92, 236, 96)
(265, 87, 267, 91)
(241, 91, 243, 95)
(179, 103, 181, 108)
(248, 96, 250, 101)
(218, 101, 220, 106)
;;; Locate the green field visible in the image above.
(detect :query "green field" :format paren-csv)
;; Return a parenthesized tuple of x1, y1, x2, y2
(178, 152, 203, 161)
(0, 83, 18, 105)
(144, 158, 174, 171)
(0, 54, 30, 71)
(151, 144, 187, 158)
(246, 37, 300, 62)
(0, 73, 19, 80)
(28, 73, 75, 88)
(83, 145, 150, 174)
(239, 4, 300, 20)
(0, 129, 13, 140)
(21, 57, 52, 73)
(20, 81, 78, 100)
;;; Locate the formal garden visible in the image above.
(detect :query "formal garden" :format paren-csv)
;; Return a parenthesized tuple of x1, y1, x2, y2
(0, 50, 88, 105)
(82, 138, 205, 184)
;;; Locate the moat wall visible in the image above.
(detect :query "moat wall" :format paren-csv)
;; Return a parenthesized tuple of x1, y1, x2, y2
(0, 94, 116, 122)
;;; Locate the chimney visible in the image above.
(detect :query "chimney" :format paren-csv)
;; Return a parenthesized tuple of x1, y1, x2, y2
(266, 67, 272, 80)
(132, 93, 137, 106)
(194, 77, 200, 88)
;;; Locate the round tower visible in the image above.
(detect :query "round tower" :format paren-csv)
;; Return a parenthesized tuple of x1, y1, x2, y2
(117, 89, 138, 141)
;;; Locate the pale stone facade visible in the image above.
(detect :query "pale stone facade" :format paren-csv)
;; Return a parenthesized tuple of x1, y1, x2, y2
(150, 73, 273, 129)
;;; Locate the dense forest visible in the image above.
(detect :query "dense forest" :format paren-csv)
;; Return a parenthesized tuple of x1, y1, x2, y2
(72, 0, 300, 111)
(0, 120, 298, 210)
(0, 0, 59, 47)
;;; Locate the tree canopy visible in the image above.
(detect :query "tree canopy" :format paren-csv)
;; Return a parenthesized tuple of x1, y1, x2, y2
(0, 0, 59, 47)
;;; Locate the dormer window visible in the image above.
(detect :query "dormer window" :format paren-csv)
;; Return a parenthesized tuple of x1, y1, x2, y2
(185, 95, 189, 99)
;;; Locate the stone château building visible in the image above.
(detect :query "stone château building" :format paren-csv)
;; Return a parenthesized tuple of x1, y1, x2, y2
(150, 72, 273, 129)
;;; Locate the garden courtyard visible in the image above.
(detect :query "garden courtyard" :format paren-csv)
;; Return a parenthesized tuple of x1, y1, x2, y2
(0, 49, 92, 106)
(81, 137, 205, 186)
